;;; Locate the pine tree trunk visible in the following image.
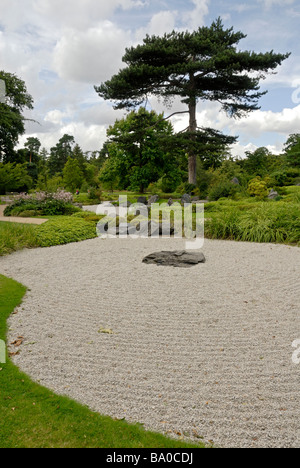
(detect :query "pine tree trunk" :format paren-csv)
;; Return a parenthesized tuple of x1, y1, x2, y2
(188, 96, 197, 186)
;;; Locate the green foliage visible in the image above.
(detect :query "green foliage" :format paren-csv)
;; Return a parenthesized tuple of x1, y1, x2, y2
(44, 175, 64, 193)
(208, 181, 236, 201)
(87, 187, 101, 201)
(0, 222, 38, 256)
(0, 71, 34, 163)
(242, 147, 271, 177)
(63, 157, 84, 193)
(284, 133, 300, 167)
(101, 108, 175, 193)
(35, 217, 98, 247)
(247, 177, 269, 199)
(95, 18, 289, 183)
(4, 192, 78, 217)
(0, 162, 33, 194)
(282, 185, 300, 203)
(48, 134, 75, 176)
(205, 201, 300, 245)
(177, 182, 197, 195)
(96, 18, 289, 115)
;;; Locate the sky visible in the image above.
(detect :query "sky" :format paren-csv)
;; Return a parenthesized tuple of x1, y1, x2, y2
(1, 0, 300, 158)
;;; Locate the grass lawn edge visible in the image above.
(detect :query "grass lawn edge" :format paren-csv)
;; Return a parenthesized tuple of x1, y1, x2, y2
(0, 274, 206, 449)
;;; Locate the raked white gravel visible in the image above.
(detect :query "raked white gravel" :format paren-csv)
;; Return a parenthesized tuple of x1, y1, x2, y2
(1, 236, 299, 448)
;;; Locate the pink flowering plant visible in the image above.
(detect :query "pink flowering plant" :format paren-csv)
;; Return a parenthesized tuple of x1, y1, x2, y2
(5, 190, 77, 217)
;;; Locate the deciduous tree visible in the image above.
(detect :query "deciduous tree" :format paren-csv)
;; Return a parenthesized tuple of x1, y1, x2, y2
(0, 71, 34, 163)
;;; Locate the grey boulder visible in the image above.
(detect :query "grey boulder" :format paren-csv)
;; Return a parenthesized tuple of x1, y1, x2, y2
(148, 195, 160, 206)
(142, 250, 206, 268)
(181, 194, 191, 205)
(268, 189, 279, 199)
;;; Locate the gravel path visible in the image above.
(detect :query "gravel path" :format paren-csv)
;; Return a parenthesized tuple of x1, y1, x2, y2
(0, 205, 47, 224)
(1, 237, 299, 448)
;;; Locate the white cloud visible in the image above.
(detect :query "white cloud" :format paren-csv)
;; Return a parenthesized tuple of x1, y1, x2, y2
(257, 0, 295, 8)
(183, 0, 210, 30)
(53, 22, 132, 83)
(33, 0, 146, 30)
(44, 110, 68, 126)
(226, 105, 300, 138)
(2, 0, 299, 158)
(136, 10, 177, 40)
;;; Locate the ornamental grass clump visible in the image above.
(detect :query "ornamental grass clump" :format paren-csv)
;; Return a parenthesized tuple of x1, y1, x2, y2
(205, 202, 300, 246)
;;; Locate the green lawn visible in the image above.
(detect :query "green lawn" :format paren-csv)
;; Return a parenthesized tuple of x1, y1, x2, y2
(0, 274, 204, 448)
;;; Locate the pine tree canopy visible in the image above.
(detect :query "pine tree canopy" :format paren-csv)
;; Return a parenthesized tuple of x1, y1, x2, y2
(95, 18, 290, 118)
(95, 17, 290, 184)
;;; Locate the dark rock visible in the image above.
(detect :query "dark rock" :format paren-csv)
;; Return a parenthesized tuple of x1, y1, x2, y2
(142, 250, 206, 268)
(137, 196, 148, 205)
(231, 177, 240, 185)
(167, 198, 174, 206)
(145, 221, 175, 237)
(181, 194, 191, 205)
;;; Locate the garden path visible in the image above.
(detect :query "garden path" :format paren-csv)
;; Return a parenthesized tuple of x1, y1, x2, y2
(0, 205, 48, 224)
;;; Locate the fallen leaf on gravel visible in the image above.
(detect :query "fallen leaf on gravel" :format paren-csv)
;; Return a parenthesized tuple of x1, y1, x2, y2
(10, 337, 24, 347)
(98, 327, 115, 335)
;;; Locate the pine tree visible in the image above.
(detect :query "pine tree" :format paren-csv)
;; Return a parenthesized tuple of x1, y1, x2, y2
(95, 18, 290, 184)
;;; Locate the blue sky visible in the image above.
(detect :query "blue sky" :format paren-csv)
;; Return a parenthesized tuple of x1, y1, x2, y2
(1, 0, 300, 157)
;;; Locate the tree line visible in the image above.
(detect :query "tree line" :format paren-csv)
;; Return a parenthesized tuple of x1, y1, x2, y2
(1, 18, 299, 198)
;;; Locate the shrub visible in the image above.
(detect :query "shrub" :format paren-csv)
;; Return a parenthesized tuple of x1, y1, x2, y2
(177, 182, 197, 195)
(88, 187, 102, 201)
(35, 218, 98, 247)
(208, 181, 237, 201)
(247, 177, 268, 199)
(4, 190, 78, 217)
(18, 210, 39, 218)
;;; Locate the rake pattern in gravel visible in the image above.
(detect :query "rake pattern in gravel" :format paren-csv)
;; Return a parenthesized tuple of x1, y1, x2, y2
(1, 237, 299, 448)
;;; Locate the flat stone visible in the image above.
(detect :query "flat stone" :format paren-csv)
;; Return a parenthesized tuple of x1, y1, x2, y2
(142, 250, 206, 268)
